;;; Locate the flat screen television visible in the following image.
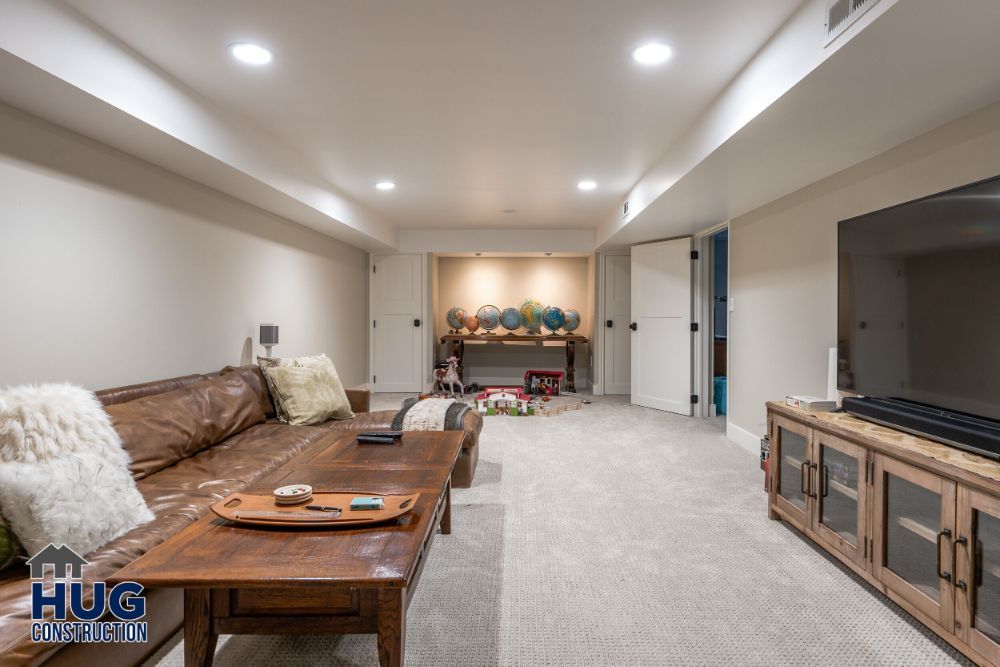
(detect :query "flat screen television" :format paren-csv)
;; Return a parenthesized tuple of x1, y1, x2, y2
(838, 174, 1000, 458)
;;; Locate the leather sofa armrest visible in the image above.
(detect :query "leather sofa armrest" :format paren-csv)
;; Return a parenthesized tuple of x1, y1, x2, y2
(346, 387, 371, 414)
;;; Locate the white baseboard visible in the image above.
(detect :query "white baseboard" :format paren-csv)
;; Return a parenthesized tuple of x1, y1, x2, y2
(727, 421, 762, 457)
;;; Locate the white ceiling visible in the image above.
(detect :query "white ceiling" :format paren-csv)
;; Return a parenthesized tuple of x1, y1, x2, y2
(60, 0, 802, 230)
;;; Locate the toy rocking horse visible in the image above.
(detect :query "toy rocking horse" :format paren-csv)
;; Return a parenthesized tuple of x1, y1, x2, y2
(433, 356, 465, 397)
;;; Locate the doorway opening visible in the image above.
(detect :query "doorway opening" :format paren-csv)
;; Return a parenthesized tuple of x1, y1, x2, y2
(709, 229, 728, 420)
(693, 225, 729, 421)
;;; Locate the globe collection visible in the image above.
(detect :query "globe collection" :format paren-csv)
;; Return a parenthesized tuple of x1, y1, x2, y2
(447, 299, 580, 334)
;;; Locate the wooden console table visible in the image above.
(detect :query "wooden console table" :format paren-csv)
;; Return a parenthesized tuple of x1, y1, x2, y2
(767, 402, 1000, 666)
(440, 333, 588, 392)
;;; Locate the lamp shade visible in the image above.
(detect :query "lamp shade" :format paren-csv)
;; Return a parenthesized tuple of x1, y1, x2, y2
(260, 324, 279, 346)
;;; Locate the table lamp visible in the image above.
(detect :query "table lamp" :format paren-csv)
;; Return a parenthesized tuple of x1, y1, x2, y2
(260, 324, 279, 358)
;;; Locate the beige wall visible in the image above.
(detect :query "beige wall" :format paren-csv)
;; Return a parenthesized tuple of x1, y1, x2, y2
(729, 100, 1000, 440)
(435, 256, 593, 386)
(0, 103, 369, 390)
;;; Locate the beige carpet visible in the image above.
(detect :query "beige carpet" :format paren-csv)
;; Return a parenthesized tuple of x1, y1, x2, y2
(146, 395, 967, 666)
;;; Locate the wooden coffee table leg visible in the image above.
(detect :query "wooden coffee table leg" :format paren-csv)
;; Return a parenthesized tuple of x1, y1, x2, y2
(184, 589, 217, 667)
(441, 478, 452, 535)
(377, 587, 406, 667)
(565, 341, 576, 392)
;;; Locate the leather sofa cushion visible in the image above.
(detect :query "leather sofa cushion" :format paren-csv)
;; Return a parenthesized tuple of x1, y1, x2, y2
(0, 422, 334, 666)
(220, 365, 276, 419)
(95, 373, 209, 407)
(105, 373, 266, 480)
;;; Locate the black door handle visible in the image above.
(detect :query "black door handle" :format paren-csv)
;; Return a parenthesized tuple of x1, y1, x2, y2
(954, 536, 968, 591)
(937, 529, 952, 581)
(413, 319, 421, 327)
(629, 322, 637, 331)
(606, 320, 613, 328)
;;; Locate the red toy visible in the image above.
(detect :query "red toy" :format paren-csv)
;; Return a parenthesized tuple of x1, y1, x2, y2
(523, 369, 564, 396)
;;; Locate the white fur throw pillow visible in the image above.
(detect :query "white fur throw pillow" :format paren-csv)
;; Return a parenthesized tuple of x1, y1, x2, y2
(0, 383, 153, 557)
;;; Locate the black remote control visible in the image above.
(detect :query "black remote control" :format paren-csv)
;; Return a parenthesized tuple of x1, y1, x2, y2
(357, 435, 399, 444)
(359, 431, 404, 439)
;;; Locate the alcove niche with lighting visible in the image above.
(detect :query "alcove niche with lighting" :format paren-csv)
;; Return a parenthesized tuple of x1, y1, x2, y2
(431, 253, 596, 390)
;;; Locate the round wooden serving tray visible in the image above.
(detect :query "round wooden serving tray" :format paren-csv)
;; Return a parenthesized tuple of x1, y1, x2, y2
(211, 492, 419, 528)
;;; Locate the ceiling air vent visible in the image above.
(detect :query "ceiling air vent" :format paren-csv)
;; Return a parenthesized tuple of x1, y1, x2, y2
(825, 0, 881, 46)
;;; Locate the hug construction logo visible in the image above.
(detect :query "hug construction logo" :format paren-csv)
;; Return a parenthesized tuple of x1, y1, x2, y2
(27, 544, 148, 644)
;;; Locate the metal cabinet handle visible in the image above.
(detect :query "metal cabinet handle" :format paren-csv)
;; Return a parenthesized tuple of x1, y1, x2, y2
(936, 529, 952, 582)
(629, 322, 637, 331)
(821, 464, 829, 498)
(954, 536, 968, 591)
(809, 463, 819, 499)
(800, 460, 811, 495)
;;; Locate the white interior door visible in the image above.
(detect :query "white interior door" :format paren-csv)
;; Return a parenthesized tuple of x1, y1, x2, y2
(372, 254, 423, 392)
(603, 254, 631, 394)
(631, 238, 693, 415)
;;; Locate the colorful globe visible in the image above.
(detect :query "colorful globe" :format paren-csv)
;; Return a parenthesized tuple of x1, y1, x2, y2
(476, 305, 501, 331)
(446, 306, 467, 331)
(464, 315, 480, 332)
(500, 307, 522, 332)
(541, 306, 566, 333)
(519, 298, 544, 333)
(563, 308, 581, 333)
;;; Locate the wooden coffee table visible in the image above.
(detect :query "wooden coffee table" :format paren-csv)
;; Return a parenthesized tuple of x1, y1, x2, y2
(112, 430, 464, 667)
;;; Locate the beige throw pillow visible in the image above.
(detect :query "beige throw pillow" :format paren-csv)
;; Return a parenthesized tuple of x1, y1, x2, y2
(260, 354, 353, 425)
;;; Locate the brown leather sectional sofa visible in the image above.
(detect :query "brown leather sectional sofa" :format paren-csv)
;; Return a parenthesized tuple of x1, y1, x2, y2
(0, 365, 481, 666)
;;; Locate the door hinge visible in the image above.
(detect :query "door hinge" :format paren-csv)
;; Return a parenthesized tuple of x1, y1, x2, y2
(691, 250, 699, 260)
(373, 319, 377, 328)
(372, 264, 376, 273)
(864, 536, 868, 560)
(691, 394, 699, 404)
(372, 375, 376, 383)
(690, 322, 699, 332)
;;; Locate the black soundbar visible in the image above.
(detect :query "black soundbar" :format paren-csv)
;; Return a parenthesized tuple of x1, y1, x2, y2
(841, 396, 1000, 461)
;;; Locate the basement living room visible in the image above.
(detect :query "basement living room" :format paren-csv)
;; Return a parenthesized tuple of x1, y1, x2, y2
(1, 1, 999, 666)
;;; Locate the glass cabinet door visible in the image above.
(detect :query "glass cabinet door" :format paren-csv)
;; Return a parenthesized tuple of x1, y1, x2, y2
(873, 454, 956, 631)
(813, 433, 868, 569)
(769, 415, 813, 530)
(956, 487, 1000, 664)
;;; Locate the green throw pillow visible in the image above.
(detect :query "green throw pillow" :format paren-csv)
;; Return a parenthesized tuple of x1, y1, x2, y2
(0, 512, 24, 571)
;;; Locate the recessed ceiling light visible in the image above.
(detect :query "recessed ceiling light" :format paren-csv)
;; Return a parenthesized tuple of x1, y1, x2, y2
(229, 43, 273, 66)
(475, 252, 483, 256)
(544, 252, 553, 256)
(375, 181, 396, 191)
(577, 180, 597, 191)
(632, 42, 673, 66)
(502, 208, 516, 214)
